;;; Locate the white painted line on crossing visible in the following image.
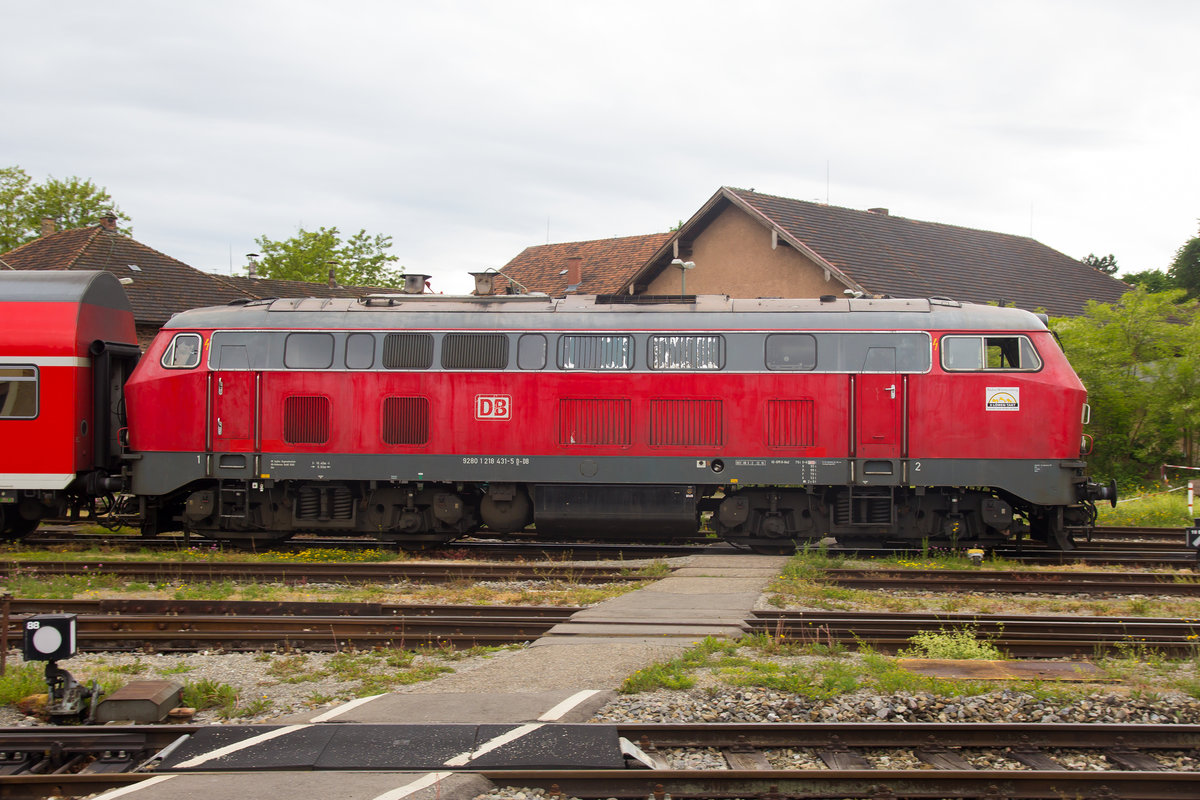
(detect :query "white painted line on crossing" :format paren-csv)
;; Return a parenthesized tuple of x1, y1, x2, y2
(538, 688, 602, 721)
(370, 772, 455, 800)
(90, 775, 176, 799)
(172, 724, 310, 769)
(443, 722, 543, 767)
(310, 692, 386, 722)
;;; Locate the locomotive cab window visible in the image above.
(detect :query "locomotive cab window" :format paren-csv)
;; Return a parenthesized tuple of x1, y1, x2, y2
(649, 335, 724, 370)
(0, 367, 37, 418)
(942, 335, 1042, 371)
(559, 335, 633, 370)
(161, 333, 202, 369)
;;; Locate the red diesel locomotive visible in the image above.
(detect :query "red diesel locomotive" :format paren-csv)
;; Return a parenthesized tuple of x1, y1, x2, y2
(118, 288, 1113, 552)
(1, 271, 1115, 552)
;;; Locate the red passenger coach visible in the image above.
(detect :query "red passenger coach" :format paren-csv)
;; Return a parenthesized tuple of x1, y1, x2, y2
(124, 292, 1115, 552)
(0, 271, 139, 538)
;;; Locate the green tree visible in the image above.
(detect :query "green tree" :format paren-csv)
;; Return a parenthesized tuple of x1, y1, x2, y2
(1121, 269, 1174, 293)
(1167, 226, 1200, 299)
(1081, 253, 1119, 274)
(0, 166, 130, 252)
(1053, 287, 1200, 484)
(253, 225, 403, 287)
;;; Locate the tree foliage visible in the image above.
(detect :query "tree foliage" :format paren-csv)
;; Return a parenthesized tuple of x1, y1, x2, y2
(252, 226, 403, 287)
(1168, 226, 1200, 299)
(0, 166, 130, 252)
(1053, 287, 1200, 484)
(1121, 268, 1175, 293)
(1081, 252, 1119, 274)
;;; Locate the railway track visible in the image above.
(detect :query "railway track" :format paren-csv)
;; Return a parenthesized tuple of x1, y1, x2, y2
(0, 559, 650, 584)
(752, 609, 1200, 658)
(3, 596, 1198, 655)
(0, 722, 1196, 799)
(823, 567, 1200, 595)
(3, 599, 575, 652)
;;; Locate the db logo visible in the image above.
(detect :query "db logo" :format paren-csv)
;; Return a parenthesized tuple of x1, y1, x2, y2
(475, 394, 511, 420)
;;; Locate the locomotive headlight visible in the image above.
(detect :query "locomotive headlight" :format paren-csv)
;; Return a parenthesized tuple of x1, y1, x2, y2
(23, 614, 77, 661)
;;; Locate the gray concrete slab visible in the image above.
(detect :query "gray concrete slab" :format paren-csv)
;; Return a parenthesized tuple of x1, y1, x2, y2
(98, 771, 492, 800)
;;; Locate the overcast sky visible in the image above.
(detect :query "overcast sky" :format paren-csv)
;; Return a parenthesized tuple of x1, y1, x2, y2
(2, 1, 1196, 293)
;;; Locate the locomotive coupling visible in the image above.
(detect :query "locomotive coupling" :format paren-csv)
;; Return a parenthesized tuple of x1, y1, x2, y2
(1078, 478, 1118, 508)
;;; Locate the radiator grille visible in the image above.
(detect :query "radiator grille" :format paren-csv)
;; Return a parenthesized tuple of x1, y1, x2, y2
(767, 398, 816, 446)
(650, 399, 723, 446)
(382, 396, 429, 445)
(283, 395, 330, 444)
(382, 333, 434, 369)
(559, 399, 631, 446)
(442, 333, 509, 369)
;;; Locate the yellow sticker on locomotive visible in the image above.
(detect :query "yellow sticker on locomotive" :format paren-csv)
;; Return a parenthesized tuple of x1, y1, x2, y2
(986, 387, 1020, 411)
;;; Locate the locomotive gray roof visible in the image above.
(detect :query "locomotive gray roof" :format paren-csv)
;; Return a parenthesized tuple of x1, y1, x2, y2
(0, 269, 132, 312)
(162, 293, 1048, 333)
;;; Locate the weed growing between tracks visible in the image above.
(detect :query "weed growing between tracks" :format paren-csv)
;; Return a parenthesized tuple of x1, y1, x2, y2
(1097, 489, 1194, 527)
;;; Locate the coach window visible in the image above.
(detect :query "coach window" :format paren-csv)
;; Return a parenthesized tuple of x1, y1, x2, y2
(161, 333, 202, 369)
(649, 335, 724, 370)
(559, 335, 633, 370)
(518, 334, 547, 370)
(284, 332, 335, 369)
(765, 334, 817, 370)
(0, 367, 37, 418)
(942, 335, 1042, 371)
(345, 333, 375, 369)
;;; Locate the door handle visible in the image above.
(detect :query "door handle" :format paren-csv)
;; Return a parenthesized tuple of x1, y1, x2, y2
(217, 418, 223, 435)
(885, 385, 896, 399)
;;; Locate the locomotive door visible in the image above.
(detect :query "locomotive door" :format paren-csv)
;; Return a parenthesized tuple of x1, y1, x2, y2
(210, 344, 257, 452)
(855, 373, 904, 459)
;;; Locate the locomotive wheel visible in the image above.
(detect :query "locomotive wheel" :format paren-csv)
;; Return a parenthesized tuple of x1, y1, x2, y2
(0, 509, 40, 541)
(207, 530, 297, 549)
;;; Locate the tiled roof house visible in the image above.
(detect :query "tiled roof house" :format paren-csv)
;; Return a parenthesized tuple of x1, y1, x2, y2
(500, 187, 1131, 317)
(0, 216, 383, 347)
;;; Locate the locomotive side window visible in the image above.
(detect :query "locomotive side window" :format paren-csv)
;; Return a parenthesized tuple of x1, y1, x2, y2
(382, 333, 434, 369)
(649, 335, 724, 370)
(0, 367, 37, 418)
(284, 333, 334, 369)
(517, 334, 547, 370)
(559, 335, 633, 370)
(765, 334, 816, 370)
(442, 333, 509, 369)
(161, 333, 202, 369)
(345, 333, 375, 369)
(942, 335, 1042, 371)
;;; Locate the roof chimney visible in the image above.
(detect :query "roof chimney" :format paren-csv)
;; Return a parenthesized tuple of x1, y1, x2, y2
(99, 212, 118, 231)
(327, 266, 337, 287)
(867, 207, 889, 216)
(565, 256, 582, 292)
(246, 253, 260, 280)
(40, 217, 55, 237)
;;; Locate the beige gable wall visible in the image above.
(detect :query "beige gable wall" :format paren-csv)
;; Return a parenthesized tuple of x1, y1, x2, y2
(644, 206, 849, 297)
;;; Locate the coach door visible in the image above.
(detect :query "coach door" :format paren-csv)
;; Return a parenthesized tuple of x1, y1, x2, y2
(210, 344, 257, 452)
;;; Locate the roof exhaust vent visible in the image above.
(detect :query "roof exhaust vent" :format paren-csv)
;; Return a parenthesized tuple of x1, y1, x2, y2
(470, 272, 496, 296)
(867, 207, 889, 216)
(402, 274, 431, 294)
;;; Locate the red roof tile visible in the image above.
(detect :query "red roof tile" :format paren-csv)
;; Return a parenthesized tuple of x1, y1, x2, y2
(499, 233, 674, 296)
